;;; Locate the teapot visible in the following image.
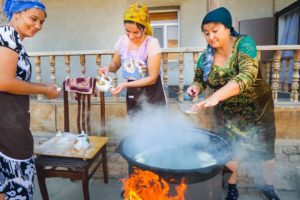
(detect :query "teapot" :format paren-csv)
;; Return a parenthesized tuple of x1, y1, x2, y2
(73, 131, 90, 151)
(96, 74, 112, 92)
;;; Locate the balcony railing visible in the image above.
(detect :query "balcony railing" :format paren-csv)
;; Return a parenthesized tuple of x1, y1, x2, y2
(29, 45, 300, 104)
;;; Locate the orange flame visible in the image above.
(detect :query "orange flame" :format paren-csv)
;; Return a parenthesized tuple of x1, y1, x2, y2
(121, 168, 187, 200)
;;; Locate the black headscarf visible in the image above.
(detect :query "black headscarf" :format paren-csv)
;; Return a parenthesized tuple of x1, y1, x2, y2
(201, 7, 239, 36)
(201, 7, 240, 82)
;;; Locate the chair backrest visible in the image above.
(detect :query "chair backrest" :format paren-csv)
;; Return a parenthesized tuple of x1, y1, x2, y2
(63, 78, 106, 137)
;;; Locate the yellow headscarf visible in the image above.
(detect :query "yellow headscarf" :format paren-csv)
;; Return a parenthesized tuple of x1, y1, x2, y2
(123, 3, 153, 36)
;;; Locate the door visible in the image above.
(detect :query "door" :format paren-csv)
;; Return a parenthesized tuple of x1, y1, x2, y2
(239, 17, 276, 60)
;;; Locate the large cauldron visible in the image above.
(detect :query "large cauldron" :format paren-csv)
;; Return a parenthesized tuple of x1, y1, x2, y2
(118, 128, 232, 184)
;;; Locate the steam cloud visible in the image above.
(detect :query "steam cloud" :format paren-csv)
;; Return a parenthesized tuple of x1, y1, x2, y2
(108, 101, 231, 170)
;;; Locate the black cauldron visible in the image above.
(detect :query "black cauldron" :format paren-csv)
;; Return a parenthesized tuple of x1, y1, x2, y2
(118, 128, 232, 184)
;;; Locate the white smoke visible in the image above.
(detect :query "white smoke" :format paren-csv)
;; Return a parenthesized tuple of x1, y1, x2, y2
(106, 101, 231, 170)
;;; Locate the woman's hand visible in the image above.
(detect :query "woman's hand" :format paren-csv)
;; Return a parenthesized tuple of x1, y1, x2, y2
(192, 81, 240, 111)
(186, 84, 200, 97)
(110, 82, 128, 96)
(44, 84, 61, 99)
(192, 96, 219, 111)
(98, 66, 109, 77)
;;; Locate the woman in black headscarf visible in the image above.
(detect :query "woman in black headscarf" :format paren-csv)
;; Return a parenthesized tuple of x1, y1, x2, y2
(186, 7, 279, 200)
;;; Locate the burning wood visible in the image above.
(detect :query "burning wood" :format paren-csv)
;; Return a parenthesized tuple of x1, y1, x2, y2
(121, 168, 187, 200)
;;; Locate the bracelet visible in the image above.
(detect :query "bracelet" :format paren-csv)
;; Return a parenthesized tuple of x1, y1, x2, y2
(193, 82, 203, 91)
(193, 82, 202, 88)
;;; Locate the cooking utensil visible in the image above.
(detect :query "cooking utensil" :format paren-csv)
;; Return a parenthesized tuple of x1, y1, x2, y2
(117, 128, 232, 183)
(178, 103, 200, 115)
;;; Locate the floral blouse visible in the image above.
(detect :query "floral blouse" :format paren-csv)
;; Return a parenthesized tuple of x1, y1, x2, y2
(0, 25, 31, 82)
(193, 36, 275, 140)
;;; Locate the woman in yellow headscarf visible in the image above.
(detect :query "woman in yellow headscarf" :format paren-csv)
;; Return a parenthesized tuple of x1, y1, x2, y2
(123, 3, 153, 36)
(99, 3, 166, 116)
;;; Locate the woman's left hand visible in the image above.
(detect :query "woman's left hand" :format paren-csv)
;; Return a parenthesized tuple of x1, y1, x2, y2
(110, 83, 127, 96)
(193, 96, 219, 110)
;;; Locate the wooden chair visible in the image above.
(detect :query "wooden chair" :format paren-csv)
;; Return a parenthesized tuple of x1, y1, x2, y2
(35, 78, 108, 200)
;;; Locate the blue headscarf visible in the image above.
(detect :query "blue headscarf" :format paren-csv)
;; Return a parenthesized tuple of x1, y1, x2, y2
(201, 7, 239, 82)
(4, 0, 46, 21)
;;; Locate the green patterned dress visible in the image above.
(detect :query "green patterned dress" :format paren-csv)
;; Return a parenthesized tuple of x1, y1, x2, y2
(194, 36, 276, 161)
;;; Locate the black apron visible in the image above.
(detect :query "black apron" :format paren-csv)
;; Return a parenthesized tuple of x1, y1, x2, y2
(126, 75, 166, 116)
(0, 92, 33, 159)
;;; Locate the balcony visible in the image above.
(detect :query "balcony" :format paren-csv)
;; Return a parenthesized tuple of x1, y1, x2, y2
(29, 45, 300, 137)
(29, 45, 300, 103)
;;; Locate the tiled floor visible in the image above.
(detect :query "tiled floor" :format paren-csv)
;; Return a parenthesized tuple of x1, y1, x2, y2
(33, 177, 299, 200)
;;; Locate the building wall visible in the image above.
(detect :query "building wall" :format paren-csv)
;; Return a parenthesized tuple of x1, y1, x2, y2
(24, 0, 126, 51)
(22, 0, 297, 52)
(274, 0, 298, 12)
(0, 0, 297, 84)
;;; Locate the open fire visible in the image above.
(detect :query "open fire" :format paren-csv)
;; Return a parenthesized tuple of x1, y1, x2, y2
(121, 168, 187, 200)
(118, 128, 232, 200)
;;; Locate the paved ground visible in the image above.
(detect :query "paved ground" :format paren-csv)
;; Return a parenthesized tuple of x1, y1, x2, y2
(33, 177, 299, 200)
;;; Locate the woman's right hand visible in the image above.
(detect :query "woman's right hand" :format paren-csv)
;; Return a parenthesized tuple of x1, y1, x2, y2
(44, 85, 61, 99)
(186, 84, 200, 97)
(98, 66, 109, 77)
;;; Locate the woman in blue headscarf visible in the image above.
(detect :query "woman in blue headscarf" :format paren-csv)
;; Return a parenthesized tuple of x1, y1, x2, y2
(0, 1, 60, 199)
(186, 7, 279, 200)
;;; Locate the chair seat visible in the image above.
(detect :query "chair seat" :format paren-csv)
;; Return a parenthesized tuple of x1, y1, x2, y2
(36, 156, 89, 171)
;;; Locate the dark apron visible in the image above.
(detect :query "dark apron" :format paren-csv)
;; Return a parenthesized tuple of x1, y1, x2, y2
(0, 92, 33, 159)
(126, 75, 166, 116)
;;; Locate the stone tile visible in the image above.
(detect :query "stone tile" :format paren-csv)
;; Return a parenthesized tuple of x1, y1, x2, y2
(283, 146, 299, 155)
(289, 155, 300, 162)
(274, 108, 300, 139)
(274, 144, 283, 154)
(30, 102, 56, 132)
(275, 153, 289, 162)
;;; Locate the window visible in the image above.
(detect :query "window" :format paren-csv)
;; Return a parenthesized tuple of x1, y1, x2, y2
(275, 1, 300, 86)
(276, 1, 299, 45)
(149, 9, 179, 60)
